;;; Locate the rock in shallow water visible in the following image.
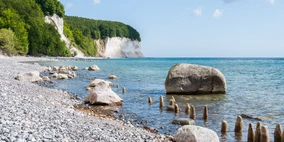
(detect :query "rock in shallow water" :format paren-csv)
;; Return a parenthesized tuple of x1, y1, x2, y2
(165, 63, 226, 94)
(174, 125, 219, 142)
(85, 81, 123, 105)
(172, 118, 195, 125)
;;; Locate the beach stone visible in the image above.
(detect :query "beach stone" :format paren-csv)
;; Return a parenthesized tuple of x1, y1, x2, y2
(174, 125, 219, 142)
(71, 66, 79, 71)
(172, 118, 195, 125)
(57, 74, 68, 80)
(84, 81, 123, 105)
(52, 66, 59, 71)
(15, 71, 43, 83)
(165, 63, 226, 94)
(108, 75, 117, 80)
(52, 73, 58, 78)
(88, 65, 100, 71)
(89, 79, 112, 87)
(42, 76, 50, 82)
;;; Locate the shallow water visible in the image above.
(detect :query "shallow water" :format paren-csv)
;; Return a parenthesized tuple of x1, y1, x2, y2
(38, 58, 284, 141)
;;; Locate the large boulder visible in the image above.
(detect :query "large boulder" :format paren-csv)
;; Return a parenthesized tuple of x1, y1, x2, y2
(15, 71, 43, 83)
(174, 125, 219, 142)
(165, 64, 226, 94)
(84, 82, 123, 105)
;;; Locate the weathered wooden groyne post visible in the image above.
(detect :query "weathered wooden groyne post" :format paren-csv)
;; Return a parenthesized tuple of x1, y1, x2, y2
(281, 131, 284, 142)
(174, 104, 179, 113)
(202, 105, 208, 120)
(221, 120, 228, 133)
(255, 122, 262, 142)
(185, 103, 190, 114)
(171, 96, 176, 102)
(169, 99, 174, 106)
(122, 87, 126, 93)
(234, 115, 243, 133)
(260, 125, 269, 142)
(159, 95, 164, 108)
(148, 96, 152, 104)
(274, 123, 282, 142)
(248, 123, 254, 142)
(190, 105, 196, 120)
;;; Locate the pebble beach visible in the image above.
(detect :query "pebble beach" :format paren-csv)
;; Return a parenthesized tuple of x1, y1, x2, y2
(0, 56, 171, 142)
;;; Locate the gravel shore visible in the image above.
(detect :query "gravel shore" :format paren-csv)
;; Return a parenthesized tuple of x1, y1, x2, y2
(0, 56, 171, 142)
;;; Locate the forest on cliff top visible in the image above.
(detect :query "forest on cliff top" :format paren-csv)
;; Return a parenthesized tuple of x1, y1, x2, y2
(0, 0, 141, 57)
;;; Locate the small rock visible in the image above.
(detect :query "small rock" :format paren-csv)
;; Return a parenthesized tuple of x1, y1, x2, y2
(172, 118, 195, 125)
(108, 75, 117, 79)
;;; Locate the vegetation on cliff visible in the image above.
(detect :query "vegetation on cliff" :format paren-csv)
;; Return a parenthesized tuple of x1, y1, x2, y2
(63, 16, 141, 56)
(0, 0, 70, 56)
(0, 0, 141, 57)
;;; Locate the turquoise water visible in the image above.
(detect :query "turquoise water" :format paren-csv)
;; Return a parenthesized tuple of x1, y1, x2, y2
(38, 58, 284, 141)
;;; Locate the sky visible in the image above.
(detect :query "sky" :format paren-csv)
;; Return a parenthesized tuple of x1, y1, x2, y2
(59, 0, 284, 57)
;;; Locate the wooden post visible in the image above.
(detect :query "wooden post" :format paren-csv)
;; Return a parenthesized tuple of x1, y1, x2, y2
(159, 95, 164, 108)
(148, 96, 152, 104)
(221, 120, 228, 133)
(202, 105, 208, 120)
(274, 123, 282, 142)
(234, 116, 243, 133)
(171, 96, 176, 102)
(190, 105, 196, 120)
(122, 87, 126, 93)
(174, 104, 179, 113)
(185, 103, 190, 114)
(281, 131, 284, 142)
(260, 125, 269, 142)
(255, 122, 262, 142)
(169, 99, 174, 106)
(248, 123, 254, 142)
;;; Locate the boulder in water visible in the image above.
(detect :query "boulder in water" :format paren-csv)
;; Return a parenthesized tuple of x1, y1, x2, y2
(174, 125, 219, 142)
(88, 65, 100, 71)
(165, 63, 226, 94)
(84, 82, 123, 106)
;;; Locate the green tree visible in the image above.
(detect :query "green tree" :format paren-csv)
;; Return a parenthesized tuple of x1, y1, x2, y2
(0, 28, 18, 55)
(0, 9, 29, 55)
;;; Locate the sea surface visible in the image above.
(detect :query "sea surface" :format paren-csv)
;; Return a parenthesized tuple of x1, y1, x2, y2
(38, 58, 284, 141)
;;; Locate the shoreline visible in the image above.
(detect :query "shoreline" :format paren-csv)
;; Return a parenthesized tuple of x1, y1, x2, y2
(0, 56, 171, 141)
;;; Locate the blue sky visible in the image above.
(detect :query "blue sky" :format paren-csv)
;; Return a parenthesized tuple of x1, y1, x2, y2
(59, 0, 283, 57)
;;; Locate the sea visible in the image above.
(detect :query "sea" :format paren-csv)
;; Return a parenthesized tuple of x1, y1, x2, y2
(37, 57, 284, 142)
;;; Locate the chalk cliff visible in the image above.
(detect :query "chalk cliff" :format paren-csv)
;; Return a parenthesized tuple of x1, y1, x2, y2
(45, 14, 144, 58)
(45, 14, 85, 57)
(95, 37, 144, 58)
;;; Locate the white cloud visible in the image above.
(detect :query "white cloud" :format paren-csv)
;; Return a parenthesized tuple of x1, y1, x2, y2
(267, 0, 275, 4)
(212, 9, 223, 19)
(66, 3, 74, 9)
(193, 7, 202, 16)
(93, 0, 100, 5)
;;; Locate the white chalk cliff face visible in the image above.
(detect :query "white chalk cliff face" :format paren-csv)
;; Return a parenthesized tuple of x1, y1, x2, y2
(96, 37, 144, 58)
(44, 14, 85, 57)
(45, 14, 144, 58)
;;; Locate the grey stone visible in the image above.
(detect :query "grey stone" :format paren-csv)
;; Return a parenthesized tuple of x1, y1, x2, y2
(165, 63, 226, 94)
(174, 125, 219, 142)
(85, 82, 123, 106)
(172, 118, 195, 125)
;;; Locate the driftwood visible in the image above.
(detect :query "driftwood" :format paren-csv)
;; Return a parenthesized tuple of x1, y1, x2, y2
(241, 114, 272, 121)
